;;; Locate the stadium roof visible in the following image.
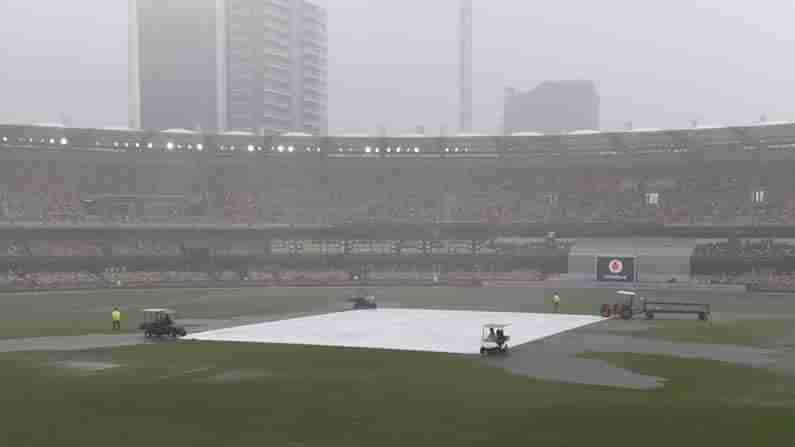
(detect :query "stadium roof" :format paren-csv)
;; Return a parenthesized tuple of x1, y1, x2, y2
(750, 120, 794, 127)
(336, 133, 371, 138)
(510, 131, 545, 137)
(102, 126, 139, 132)
(33, 122, 66, 128)
(628, 128, 664, 133)
(5, 120, 795, 158)
(222, 130, 256, 136)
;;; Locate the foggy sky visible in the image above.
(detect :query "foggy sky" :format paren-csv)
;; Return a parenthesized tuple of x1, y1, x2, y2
(1, 0, 794, 134)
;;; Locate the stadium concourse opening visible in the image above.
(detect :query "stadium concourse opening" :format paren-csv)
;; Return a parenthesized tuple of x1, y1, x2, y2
(189, 309, 605, 354)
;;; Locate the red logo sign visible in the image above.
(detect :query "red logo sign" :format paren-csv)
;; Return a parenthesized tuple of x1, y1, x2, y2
(609, 259, 624, 274)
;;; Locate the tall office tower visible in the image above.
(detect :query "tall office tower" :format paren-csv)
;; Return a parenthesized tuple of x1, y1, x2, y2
(459, 0, 473, 133)
(503, 81, 600, 135)
(129, 0, 328, 135)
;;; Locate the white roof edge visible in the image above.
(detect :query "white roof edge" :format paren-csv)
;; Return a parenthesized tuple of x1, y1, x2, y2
(629, 128, 664, 133)
(102, 126, 139, 132)
(335, 133, 371, 138)
(222, 130, 256, 136)
(748, 121, 794, 127)
(33, 122, 67, 128)
(510, 131, 545, 137)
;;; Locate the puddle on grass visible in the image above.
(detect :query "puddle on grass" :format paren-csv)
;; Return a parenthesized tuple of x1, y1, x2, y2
(200, 370, 276, 383)
(54, 361, 122, 373)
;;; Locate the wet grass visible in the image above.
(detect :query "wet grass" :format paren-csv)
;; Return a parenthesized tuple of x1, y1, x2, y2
(2, 286, 794, 344)
(0, 287, 616, 339)
(0, 288, 343, 339)
(626, 318, 795, 348)
(0, 343, 793, 446)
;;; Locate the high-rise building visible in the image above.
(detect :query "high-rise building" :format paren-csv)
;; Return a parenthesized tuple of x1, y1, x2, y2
(503, 81, 600, 135)
(129, 0, 328, 135)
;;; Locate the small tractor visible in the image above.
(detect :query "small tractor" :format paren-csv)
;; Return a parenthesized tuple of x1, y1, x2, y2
(601, 291, 711, 321)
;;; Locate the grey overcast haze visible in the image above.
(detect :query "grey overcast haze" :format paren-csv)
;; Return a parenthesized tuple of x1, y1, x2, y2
(1, 0, 794, 134)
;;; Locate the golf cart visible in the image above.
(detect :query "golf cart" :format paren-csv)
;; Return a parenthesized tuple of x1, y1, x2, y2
(348, 289, 377, 310)
(139, 309, 187, 338)
(480, 323, 510, 356)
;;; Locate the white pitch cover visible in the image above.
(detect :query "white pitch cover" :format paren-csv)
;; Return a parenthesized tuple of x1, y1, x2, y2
(189, 309, 605, 354)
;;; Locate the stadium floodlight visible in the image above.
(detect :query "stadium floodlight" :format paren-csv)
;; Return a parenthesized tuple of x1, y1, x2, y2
(60, 137, 68, 145)
(316, 147, 321, 152)
(365, 147, 372, 153)
(306, 147, 312, 152)
(1, 137, 6, 142)
(386, 147, 392, 153)
(278, 146, 285, 153)
(288, 146, 295, 153)
(454, 147, 460, 153)
(414, 147, 420, 153)
(166, 142, 175, 150)
(196, 144, 203, 151)
(147, 142, 153, 149)
(49, 138, 55, 144)
(248, 145, 255, 152)
(375, 147, 380, 153)
(396, 147, 402, 153)
(135, 143, 140, 148)
(445, 148, 450, 152)
(114, 142, 119, 147)
(124, 142, 130, 147)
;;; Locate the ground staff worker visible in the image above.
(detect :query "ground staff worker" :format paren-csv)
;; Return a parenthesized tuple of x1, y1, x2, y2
(112, 308, 121, 331)
(553, 292, 561, 313)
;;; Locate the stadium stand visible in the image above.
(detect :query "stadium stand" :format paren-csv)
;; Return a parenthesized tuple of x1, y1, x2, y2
(1, 122, 794, 226)
(691, 238, 795, 289)
(2, 122, 795, 288)
(8, 272, 102, 289)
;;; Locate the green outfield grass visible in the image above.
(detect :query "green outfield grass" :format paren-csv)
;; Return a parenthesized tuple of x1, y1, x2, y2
(1, 287, 794, 445)
(0, 343, 793, 446)
(615, 318, 795, 348)
(2, 286, 794, 345)
(0, 287, 617, 339)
